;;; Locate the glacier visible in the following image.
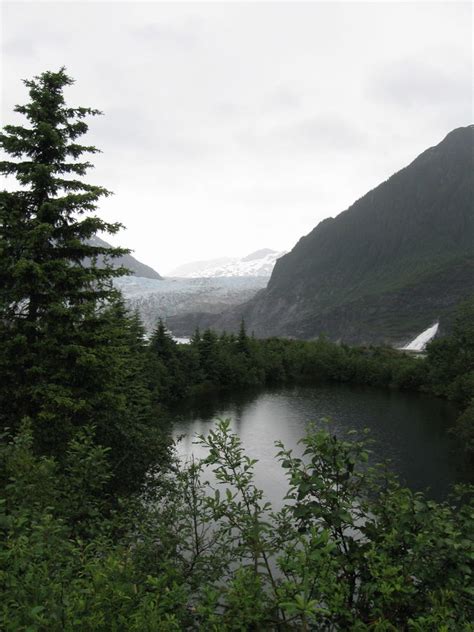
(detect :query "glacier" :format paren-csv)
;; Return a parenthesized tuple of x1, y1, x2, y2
(115, 275, 267, 332)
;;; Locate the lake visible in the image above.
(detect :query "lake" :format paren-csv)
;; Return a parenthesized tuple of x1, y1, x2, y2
(171, 383, 466, 503)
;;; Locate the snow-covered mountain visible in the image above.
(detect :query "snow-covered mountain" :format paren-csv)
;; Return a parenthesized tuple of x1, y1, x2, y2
(168, 249, 285, 278)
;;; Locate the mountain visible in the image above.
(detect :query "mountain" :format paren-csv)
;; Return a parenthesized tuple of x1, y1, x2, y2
(168, 249, 285, 278)
(169, 126, 474, 345)
(86, 236, 162, 280)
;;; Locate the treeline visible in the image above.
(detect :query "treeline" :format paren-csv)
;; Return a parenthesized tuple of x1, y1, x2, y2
(147, 302, 474, 453)
(1, 69, 473, 630)
(149, 321, 424, 399)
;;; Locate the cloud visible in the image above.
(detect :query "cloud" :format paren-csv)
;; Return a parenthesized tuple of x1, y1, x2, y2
(231, 183, 332, 210)
(92, 107, 213, 163)
(278, 115, 367, 151)
(1, 36, 36, 58)
(265, 86, 302, 111)
(368, 57, 472, 108)
(238, 114, 367, 155)
(130, 22, 198, 50)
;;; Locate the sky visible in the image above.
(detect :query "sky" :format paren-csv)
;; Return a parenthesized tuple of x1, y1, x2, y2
(1, 1, 472, 274)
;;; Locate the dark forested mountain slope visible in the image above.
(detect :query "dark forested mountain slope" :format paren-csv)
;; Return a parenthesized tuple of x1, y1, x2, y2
(204, 126, 474, 345)
(86, 236, 162, 280)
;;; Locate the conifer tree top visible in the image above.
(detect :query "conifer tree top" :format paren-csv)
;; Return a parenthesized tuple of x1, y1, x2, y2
(0, 68, 129, 317)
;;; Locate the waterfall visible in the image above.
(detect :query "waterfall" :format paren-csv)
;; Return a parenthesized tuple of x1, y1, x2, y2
(402, 322, 439, 351)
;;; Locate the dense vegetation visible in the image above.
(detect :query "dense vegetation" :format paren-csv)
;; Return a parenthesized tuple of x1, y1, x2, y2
(1, 70, 473, 630)
(2, 419, 473, 630)
(148, 310, 474, 453)
(0, 69, 169, 495)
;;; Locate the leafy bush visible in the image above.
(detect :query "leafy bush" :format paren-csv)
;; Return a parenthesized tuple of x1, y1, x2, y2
(2, 421, 472, 630)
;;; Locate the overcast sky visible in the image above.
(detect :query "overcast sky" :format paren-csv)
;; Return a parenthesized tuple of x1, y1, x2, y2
(1, 1, 472, 274)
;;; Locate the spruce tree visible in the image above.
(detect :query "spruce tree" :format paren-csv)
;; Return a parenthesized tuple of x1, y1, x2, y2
(147, 319, 190, 401)
(237, 318, 250, 355)
(0, 69, 166, 487)
(149, 318, 178, 361)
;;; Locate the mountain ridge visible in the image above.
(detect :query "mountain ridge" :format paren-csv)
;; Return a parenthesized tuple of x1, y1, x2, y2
(86, 236, 163, 280)
(168, 126, 474, 345)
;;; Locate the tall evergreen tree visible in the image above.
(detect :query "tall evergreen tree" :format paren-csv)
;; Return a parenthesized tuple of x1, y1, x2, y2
(147, 319, 189, 402)
(149, 318, 178, 361)
(236, 318, 250, 355)
(0, 69, 167, 488)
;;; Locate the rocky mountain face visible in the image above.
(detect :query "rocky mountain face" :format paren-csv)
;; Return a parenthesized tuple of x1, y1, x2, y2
(169, 126, 474, 345)
(168, 249, 285, 278)
(86, 236, 162, 280)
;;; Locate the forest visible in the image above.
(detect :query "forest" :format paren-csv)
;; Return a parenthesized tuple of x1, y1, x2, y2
(1, 70, 473, 630)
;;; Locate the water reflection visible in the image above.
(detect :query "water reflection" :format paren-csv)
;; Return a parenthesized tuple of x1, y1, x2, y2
(171, 383, 466, 502)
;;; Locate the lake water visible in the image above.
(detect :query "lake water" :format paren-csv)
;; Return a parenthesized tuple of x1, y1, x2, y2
(171, 383, 465, 503)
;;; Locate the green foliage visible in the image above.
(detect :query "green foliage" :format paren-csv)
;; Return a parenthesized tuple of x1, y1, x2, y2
(425, 298, 474, 405)
(148, 330, 427, 405)
(423, 299, 474, 455)
(0, 68, 123, 434)
(2, 421, 472, 629)
(454, 400, 474, 456)
(147, 319, 188, 402)
(0, 69, 170, 494)
(0, 425, 189, 631)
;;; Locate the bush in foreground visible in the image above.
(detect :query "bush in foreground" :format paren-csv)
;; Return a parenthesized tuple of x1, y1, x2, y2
(1, 421, 472, 630)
